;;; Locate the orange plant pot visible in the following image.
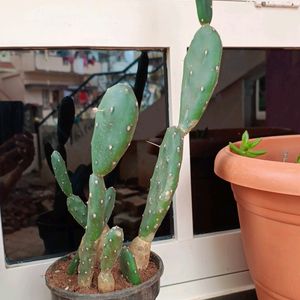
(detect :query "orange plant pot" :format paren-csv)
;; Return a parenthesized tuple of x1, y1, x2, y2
(214, 135, 300, 300)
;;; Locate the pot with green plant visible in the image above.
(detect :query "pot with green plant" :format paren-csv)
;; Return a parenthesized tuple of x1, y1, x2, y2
(45, 1, 222, 299)
(215, 130, 300, 300)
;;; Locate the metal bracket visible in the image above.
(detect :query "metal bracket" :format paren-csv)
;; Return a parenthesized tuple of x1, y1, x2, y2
(254, 0, 300, 8)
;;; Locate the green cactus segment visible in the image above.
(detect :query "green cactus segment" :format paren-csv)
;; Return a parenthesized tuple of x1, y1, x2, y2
(67, 195, 87, 228)
(51, 150, 72, 197)
(66, 187, 113, 228)
(139, 127, 184, 242)
(196, 0, 212, 25)
(120, 246, 141, 285)
(178, 25, 222, 135)
(229, 131, 267, 158)
(87, 174, 106, 240)
(104, 187, 116, 224)
(67, 252, 80, 275)
(91, 84, 139, 177)
(100, 226, 124, 272)
(78, 174, 106, 288)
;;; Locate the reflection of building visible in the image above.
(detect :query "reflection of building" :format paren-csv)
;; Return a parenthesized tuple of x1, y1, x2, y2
(0, 50, 106, 122)
(0, 50, 164, 125)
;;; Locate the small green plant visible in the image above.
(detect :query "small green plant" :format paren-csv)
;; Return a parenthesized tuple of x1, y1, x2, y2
(229, 130, 267, 158)
(51, 0, 222, 293)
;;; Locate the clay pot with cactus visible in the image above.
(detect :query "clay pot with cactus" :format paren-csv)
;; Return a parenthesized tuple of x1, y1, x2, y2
(45, 1, 223, 299)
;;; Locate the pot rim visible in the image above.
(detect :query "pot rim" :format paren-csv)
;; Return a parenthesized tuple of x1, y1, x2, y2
(214, 134, 300, 196)
(45, 251, 164, 299)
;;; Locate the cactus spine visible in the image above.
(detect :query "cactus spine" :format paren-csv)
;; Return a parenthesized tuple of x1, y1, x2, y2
(130, 0, 222, 270)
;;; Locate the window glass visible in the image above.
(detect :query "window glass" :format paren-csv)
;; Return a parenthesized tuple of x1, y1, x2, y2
(0, 49, 171, 263)
(191, 48, 299, 234)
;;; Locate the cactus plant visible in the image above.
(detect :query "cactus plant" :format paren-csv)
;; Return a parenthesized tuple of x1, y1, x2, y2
(130, 0, 222, 270)
(49, 0, 222, 294)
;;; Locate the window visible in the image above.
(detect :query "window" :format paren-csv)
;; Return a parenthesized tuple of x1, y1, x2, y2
(0, 49, 169, 263)
(191, 48, 300, 235)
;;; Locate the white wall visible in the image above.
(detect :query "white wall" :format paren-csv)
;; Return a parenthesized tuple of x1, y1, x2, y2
(1, 1, 300, 300)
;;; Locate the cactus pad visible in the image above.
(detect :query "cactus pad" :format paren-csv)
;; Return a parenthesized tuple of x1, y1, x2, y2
(91, 84, 139, 176)
(78, 174, 106, 287)
(196, 0, 212, 25)
(67, 195, 87, 228)
(178, 25, 222, 135)
(100, 226, 124, 272)
(51, 150, 72, 197)
(139, 127, 184, 242)
(104, 187, 116, 224)
(120, 246, 141, 285)
(98, 227, 123, 292)
(67, 252, 80, 275)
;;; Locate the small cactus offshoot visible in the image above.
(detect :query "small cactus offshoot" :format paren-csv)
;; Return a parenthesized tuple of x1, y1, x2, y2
(51, 0, 223, 293)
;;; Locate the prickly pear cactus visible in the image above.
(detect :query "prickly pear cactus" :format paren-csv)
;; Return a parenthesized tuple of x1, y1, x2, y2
(51, 0, 223, 291)
(130, 0, 223, 270)
(51, 83, 139, 290)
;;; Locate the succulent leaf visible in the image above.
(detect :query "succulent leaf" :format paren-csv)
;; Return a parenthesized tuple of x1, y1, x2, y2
(229, 131, 267, 158)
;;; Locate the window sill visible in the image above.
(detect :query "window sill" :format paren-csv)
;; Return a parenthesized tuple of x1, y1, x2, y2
(158, 271, 254, 300)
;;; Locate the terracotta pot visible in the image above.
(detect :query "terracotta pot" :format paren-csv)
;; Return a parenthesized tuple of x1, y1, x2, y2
(214, 134, 300, 300)
(45, 251, 163, 300)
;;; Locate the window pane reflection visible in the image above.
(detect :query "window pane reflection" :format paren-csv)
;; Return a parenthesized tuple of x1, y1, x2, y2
(0, 49, 170, 263)
(192, 49, 298, 235)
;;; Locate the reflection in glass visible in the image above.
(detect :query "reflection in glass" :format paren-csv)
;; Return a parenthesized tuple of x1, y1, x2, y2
(191, 49, 299, 235)
(0, 49, 170, 263)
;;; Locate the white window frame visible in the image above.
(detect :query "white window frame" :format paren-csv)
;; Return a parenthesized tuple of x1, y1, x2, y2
(1, 1, 300, 299)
